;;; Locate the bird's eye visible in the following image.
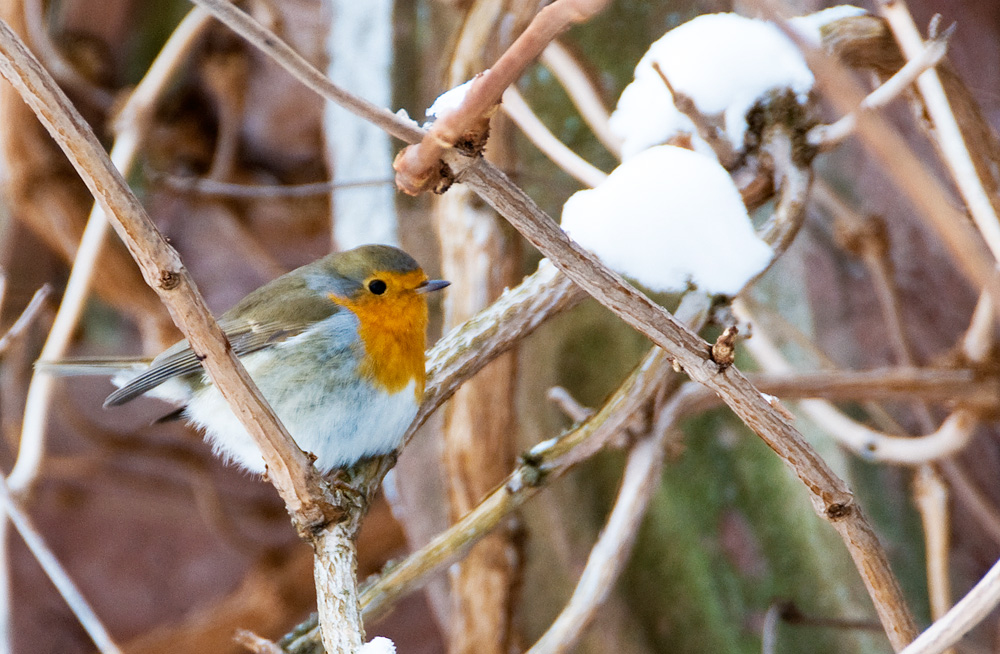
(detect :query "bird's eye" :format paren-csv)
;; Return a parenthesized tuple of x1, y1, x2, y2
(368, 279, 387, 295)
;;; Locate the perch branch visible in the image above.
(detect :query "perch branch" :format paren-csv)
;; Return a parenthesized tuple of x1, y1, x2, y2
(0, 3, 337, 537)
(0, 284, 50, 355)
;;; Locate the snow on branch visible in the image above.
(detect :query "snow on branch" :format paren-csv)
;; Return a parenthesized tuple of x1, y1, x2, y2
(561, 145, 772, 295)
(610, 13, 815, 159)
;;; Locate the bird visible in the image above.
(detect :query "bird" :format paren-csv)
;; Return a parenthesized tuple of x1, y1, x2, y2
(61, 244, 448, 474)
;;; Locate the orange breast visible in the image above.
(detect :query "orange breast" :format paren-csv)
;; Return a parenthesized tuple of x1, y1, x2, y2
(330, 277, 429, 399)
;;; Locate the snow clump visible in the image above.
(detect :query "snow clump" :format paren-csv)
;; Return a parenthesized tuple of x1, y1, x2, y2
(561, 146, 773, 295)
(610, 13, 818, 158)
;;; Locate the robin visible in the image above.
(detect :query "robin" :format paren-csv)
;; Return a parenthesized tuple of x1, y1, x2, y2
(67, 244, 448, 474)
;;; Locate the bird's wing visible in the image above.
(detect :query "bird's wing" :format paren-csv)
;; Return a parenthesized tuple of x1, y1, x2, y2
(103, 319, 311, 407)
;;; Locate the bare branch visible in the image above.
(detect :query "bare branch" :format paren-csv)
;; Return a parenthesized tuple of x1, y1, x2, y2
(809, 29, 949, 147)
(541, 41, 622, 158)
(0, 284, 50, 355)
(502, 85, 608, 188)
(394, 0, 612, 194)
(9, 7, 213, 496)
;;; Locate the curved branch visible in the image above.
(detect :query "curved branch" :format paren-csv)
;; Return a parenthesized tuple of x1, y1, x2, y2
(540, 41, 622, 158)
(502, 86, 608, 188)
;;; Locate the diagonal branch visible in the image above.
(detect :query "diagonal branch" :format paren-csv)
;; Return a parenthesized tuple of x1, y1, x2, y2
(0, 15, 333, 535)
(461, 159, 919, 650)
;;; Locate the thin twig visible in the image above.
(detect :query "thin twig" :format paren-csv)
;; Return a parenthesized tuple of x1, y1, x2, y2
(502, 85, 608, 188)
(190, 0, 422, 144)
(898, 555, 1000, 654)
(0, 475, 122, 654)
(540, 41, 622, 158)
(914, 466, 952, 622)
(151, 170, 393, 198)
(23, 0, 114, 109)
(0, 285, 50, 355)
(960, 292, 995, 363)
(650, 61, 739, 168)
(524, 385, 694, 654)
(546, 386, 593, 422)
(878, 1, 1000, 263)
(744, 368, 995, 407)
(809, 29, 949, 147)
(939, 460, 1000, 546)
(748, 0, 1000, 325)
(762, 602, 784, 654)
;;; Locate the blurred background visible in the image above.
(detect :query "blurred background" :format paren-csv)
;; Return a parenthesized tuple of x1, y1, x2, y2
(1, 1, 1000, 653)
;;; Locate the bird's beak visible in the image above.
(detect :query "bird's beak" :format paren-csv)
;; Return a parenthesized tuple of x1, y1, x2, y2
(417, 279, 450, 293)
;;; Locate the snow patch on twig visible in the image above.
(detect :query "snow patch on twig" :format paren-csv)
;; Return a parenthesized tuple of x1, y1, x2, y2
(610, 12, 818, 158)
